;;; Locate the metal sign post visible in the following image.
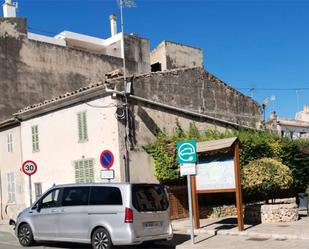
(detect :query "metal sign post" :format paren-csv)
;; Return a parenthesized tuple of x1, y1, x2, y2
(22, 160, 38, 206)
(177, 140, 197, 244)
(187, 175, 195, 244)
(29, 175, 33, 205)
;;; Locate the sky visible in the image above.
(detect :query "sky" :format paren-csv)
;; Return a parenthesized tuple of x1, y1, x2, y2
(2, 0, 309, 119)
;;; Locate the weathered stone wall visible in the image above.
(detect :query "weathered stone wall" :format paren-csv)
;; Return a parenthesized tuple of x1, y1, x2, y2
(245, 198, 299, 224)
(150, 41, 203, 71)
(0, 18, 140, 121)
(125, 34, 150, 74)
(128, 100, 229, 183)
(110, 67, 262, 182)
(150, 41, 166, 70)
(165, 41, 203, 70)
(130, 67, 261, 130)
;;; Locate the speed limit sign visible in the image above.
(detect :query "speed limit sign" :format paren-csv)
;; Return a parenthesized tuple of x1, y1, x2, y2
(22, 160, 38, 176)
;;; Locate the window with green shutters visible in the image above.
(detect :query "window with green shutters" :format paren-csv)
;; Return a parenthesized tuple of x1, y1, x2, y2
(74, 159, 94, 183)
(77, 111, 88, 143)
(7, 172, 16, 203)
(31, 125, 39, 152)
(7, 133, 13, 152)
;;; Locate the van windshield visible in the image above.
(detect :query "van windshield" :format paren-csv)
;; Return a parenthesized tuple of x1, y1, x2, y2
(132, 184, 169, 212)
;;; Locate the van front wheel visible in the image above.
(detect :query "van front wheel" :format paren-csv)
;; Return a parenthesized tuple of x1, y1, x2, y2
(18, 223, 34, 247)
(91, 227, 112, 249)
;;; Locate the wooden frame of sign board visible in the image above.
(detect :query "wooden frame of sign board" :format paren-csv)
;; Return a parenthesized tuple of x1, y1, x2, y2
(191, 137, 244, 231)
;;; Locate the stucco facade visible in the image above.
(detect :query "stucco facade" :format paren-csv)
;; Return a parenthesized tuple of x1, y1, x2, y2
(0, 123, 26, 220)
(19, 96, 122, 207)
(0, 94, 123, 219)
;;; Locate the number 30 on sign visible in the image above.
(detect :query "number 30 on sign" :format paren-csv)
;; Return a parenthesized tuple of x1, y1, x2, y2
(22, 160, 38, 176)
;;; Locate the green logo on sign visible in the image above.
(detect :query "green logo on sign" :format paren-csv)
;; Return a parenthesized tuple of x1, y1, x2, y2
(177, 140, 197, 164)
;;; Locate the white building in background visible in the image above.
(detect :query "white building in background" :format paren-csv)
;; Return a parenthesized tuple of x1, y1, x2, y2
(296, 105, 309, 122)
(0, 85, 124, 219)
(267, 106, 309, 139)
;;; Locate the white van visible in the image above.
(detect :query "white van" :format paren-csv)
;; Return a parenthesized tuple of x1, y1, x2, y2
(14, 183, 173, 249)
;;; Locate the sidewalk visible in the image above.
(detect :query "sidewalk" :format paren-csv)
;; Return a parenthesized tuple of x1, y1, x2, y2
(172, 213, 309, 241)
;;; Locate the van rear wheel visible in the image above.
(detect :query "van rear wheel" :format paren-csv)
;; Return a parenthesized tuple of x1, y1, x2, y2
(92, 227, 112, 249)
(18, 223, 34, 247)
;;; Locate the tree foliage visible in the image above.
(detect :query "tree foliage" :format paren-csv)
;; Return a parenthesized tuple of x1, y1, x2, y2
(241, 158, 293, 201)
(143, 122, 309, 193)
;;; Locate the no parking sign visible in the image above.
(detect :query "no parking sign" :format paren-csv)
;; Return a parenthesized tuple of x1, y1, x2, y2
(100, 150, 115, 181)
(100, 150, 114, 169)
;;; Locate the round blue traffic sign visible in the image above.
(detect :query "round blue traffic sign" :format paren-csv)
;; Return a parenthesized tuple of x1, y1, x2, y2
(100, 150, 114, 169)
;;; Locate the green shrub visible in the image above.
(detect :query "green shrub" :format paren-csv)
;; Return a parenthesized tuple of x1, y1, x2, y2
(241, 158, 293, 201)
(280, 139, 309, 192)
(144, 122, 309, 193)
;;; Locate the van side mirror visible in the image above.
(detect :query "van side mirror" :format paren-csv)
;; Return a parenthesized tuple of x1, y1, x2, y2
(36, 203, 42, 212)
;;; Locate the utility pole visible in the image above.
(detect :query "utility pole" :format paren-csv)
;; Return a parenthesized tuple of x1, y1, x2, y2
(119, 0, 135, 182)
(262, 97, 270, 129)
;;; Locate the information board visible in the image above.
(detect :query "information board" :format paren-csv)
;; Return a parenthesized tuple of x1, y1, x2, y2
(196, 155, 235, 191)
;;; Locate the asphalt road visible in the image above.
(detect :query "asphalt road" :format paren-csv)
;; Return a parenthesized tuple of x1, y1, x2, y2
(2, 232, 309, 249)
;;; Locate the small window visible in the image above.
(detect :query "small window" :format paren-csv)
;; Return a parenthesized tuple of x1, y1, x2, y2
(77, 111, 88, 142)
(62, 187, 90, 206)
(89, 187, 122, 205)
(40, 188, 60, 209)
(31, 125, 39, 152)
(35, 183, 42, 201)
(151, 62, 162, 72)
(132, 184, 169, 212)
(74, 159, 94, 183)
(7, 172, 16, 203)
(7, 133, 13, 152)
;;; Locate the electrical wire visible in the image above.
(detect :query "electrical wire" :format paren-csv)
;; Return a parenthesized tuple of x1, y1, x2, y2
(84, 102, 119, 109)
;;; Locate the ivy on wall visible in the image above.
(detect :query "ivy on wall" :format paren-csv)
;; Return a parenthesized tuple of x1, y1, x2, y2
(143, 121, 309, 193)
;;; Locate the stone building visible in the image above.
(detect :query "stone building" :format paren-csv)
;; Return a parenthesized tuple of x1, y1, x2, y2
(107, 67, 261, 182)
(0, 3, 262, 220)
(150, 41, 203, 72)
(0, 66, 261, 219)
(0, 16, 150, 122)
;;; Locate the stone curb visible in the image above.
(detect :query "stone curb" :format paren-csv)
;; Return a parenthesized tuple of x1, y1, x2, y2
(0, 220, 9, 225)
(190, 229, 309, 241)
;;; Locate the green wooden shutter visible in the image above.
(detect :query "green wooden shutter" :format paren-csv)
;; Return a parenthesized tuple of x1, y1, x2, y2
(77, 112, 88, 142)
(31, 125, 39, 152)
(31, 126, 36, 151)
(77, 113, 83, 142)
(82, 112, 88, 141)
(74, 159, 94, 183)
(35, 126, 39, 151)
(88, 160, 94, 182)
(74, 161, 80, 183)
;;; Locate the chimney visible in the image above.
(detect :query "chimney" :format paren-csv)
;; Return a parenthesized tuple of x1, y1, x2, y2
(270, 111, 277, 121)
(3, 0, 17, 18)
(109, 14, 117, 37)
(304, 105, 309, 112)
